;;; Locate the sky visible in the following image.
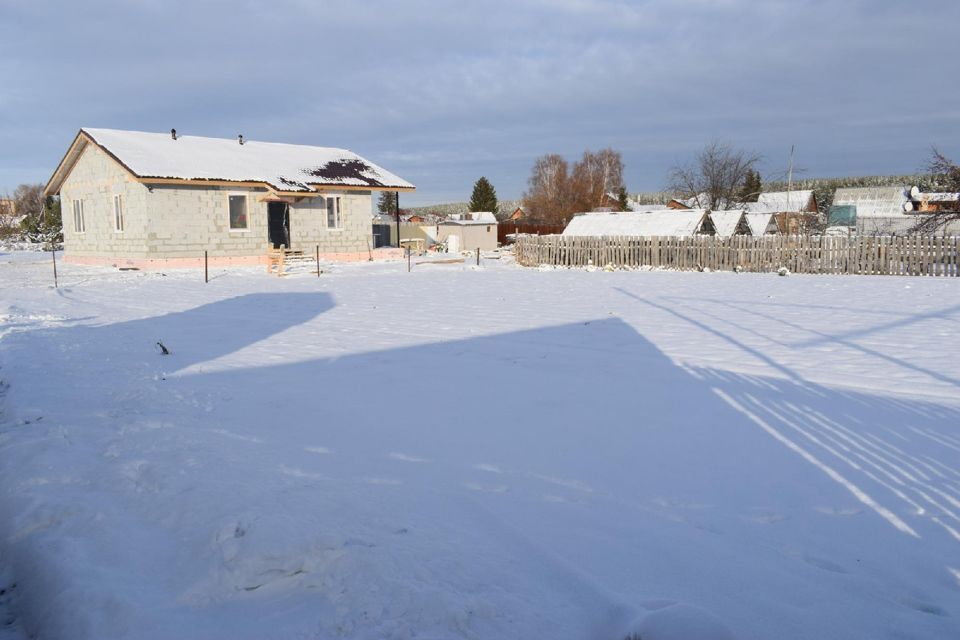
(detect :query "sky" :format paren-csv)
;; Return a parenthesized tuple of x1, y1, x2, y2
(1, 0, 958, 207)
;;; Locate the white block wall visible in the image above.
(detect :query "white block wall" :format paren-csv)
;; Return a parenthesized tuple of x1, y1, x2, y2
(60, 144, 151, 258)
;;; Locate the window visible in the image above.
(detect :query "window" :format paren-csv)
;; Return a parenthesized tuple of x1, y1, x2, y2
(326, 196, 341, 229)
(228, 195, 248, 230)
(72, 199, 85, 233)
(113, 194, 124, 232)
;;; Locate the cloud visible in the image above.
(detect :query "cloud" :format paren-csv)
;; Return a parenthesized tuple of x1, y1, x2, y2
(0, 0, 956, 203)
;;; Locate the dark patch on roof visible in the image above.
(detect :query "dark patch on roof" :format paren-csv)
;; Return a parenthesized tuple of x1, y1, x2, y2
(307, 159, 386, 187)
(277, 176, 308, 190)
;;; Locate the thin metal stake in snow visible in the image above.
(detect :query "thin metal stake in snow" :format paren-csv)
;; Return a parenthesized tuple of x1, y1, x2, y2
(51, 247, 58, 288)
(204, 251, 209, 283)
(476, 248, 480, 266)
(316, 245, 320, 277)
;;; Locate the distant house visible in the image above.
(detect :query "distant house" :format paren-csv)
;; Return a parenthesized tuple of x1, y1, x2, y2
(508, 206, 526, 221)
(563, 210, 708, 237)
(436, 212, 498, 251)
(908, 186, 959, 214)
(746, 190, 818, 214)
(43, 128, 414, 268)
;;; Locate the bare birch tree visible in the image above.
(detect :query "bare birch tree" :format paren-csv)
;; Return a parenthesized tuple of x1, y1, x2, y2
(668, 141, 760, 210)
(523, 154, 571, 223)
(570, 148, 625, 212)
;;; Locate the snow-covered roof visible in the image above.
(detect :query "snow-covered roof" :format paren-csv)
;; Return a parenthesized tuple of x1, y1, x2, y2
(627, 202, 668, 212)
(749, 190, 814, 213)
(744, 213, 777, 236)
(909, 186, 960, 203)
(562, 210, 707, 237)
(48, 128, 415, 195)
(709, 210, 746, 237)
(832, 187, 910, 218)
(441, 211, 498, 226)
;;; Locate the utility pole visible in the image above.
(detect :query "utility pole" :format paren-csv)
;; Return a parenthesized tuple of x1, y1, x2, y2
(787, 145, 795, 212)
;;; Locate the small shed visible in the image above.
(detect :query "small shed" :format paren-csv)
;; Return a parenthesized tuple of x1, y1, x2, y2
(436, 212, 498, 251)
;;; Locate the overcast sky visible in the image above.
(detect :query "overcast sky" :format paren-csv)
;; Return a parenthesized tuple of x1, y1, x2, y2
(2, 0, 957, 206)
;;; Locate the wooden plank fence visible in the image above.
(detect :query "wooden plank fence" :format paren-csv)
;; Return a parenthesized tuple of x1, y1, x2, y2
(513, 235, 960, 277)
(498, 223, 567, 245)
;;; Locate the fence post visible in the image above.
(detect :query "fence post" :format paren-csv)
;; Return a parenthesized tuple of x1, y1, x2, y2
(316, 244, 320, 277)
(51, 246, 58, 288)
(204, 250, 208, 283)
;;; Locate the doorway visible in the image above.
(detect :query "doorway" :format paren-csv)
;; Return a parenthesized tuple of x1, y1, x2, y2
(267, 201, 290, 249)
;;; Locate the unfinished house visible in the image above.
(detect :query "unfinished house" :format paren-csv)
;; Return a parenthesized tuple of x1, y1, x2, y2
(43, 128, 415, 268)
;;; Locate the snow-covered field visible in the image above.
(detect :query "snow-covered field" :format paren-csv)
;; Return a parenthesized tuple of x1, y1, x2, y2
(1, 250, 959, 639)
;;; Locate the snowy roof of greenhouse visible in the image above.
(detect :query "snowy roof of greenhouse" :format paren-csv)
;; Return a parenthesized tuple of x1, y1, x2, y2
(832, 187, 911, 218)
(744, 213, 777, 235)
(562, 210, 707, 237)
(709, 210, 746, 237)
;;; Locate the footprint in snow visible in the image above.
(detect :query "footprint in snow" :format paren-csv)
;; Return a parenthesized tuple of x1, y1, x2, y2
(528, 473, 593, 493)
(465, 482, 509, 493)
(900, 597, 947, 616)
(364, 477, 402, 486)
(386, 452, 430, 463)
(814, 506, 863, 517)
(745, 512, 789, 524)
(304, 446, 331, 454)
(802, 554, 847, 574)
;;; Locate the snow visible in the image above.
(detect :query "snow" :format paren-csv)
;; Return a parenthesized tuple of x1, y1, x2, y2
(563, 210, 706, 237)
(744, 212, 776, 236)
(77, 128, 415, 192)
(708, 210, 745, 237)
(747, 191, 814, 214)
(1, 250, 960, 639)
(444, 212, 497, 225)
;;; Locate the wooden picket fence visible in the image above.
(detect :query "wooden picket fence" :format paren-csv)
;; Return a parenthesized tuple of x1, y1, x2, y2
(513, 234, 960, 277)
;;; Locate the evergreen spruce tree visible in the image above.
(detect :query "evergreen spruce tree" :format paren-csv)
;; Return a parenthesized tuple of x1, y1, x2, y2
(20, 195, 62, 244)
(468, 177, 499, 215)
(377, 191, 398, 216)
(740, 169, 762, 202)
(616, 186, 630, 211)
